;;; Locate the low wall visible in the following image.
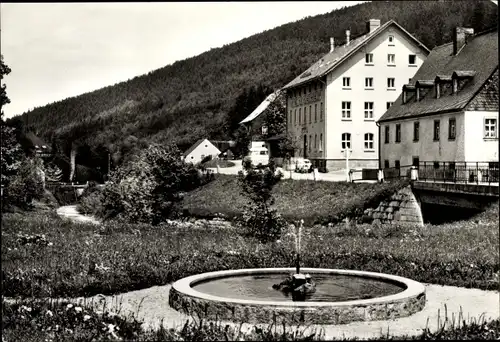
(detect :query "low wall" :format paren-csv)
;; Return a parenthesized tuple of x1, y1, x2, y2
(360, 185, 424, 226)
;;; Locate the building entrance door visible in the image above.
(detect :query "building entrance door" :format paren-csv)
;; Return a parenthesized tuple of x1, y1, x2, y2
(303, 135, 308, 158)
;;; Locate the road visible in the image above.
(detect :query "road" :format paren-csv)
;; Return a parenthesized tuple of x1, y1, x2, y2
(56, 205, 100, 225)
(208, 160, 377, 183)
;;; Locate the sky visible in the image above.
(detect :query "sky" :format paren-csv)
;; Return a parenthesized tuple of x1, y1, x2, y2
(0, 1, 366, 119)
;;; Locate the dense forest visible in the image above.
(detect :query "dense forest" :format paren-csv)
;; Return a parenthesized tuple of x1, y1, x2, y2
(6, 0, 498, 169)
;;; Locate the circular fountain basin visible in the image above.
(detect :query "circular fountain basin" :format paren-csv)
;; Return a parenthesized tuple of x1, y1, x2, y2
(169, 268, 426, 325)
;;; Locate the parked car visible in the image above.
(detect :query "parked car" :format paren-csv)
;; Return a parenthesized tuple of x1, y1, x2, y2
(243, 147, 269, 168)
(295, 158, 313, 173)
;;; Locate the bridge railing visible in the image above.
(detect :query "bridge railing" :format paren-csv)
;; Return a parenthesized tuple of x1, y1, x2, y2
(417, 161, 499, 185)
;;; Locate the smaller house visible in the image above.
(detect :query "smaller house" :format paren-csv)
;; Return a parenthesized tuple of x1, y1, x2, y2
(183, 138, 221, 164)
(378, 27, 498, 178)
(23, 132, 53, 158)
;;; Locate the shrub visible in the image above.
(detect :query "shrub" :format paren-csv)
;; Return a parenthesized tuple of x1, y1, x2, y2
(238, 161, 287, 242)
(3, 157, 44, 211)
(97, 144, 213, 224)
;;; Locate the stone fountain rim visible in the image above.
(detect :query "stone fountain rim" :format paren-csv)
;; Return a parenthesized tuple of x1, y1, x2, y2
(171, 267, 425, 307)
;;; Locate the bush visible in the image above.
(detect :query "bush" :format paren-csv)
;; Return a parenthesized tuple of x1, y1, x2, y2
(238, 161, 287, 242)
(2, 157, 45, 211)
(97, 144, 213, 224)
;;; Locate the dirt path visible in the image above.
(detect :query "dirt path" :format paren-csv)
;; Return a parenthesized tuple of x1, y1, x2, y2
(68, 283, 499, 340)
(56, 205, 100, 225)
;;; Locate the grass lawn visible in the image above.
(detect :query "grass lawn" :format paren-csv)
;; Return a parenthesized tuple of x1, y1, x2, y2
(203, 159, 236, 168)
(2, 201, 498, 340)
(182, 174, 410, 225)
(2, 202, 498, 300)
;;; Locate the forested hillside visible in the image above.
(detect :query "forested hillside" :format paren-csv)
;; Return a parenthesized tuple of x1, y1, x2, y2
(8, 0, 498, 168)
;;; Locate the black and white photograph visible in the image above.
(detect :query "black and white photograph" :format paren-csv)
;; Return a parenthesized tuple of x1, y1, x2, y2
(1, 1, 499, 340)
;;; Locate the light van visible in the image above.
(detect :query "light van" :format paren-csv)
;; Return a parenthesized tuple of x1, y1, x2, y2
(244, 147, 269, 168)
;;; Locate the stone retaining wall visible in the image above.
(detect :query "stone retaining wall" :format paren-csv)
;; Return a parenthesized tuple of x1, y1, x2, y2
(361, 186, 424, 226)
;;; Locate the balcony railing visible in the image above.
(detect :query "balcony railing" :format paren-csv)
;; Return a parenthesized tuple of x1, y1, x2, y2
(417, 161, 499, 185)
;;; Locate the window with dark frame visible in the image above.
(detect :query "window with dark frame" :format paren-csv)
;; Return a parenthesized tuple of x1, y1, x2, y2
(365, 77, 373, 88)
(484, 118, 497, 138)
(387, 102, 393, 109)
(413, 121, 419, 142)
(364, 133, 374, 150)
(384, 125, 390, 143)
(448, 118, 456, 140)
(341, 133, 351, 150)
(412, 157, 419, 167)
(395, 160, 400, 169)
(409, 54, 416, 65)
(314, 103, 317, 122)
(433, 120, 440, 141)
(395, 123, 401, 143)
(343, 77, 351, 87)
(342, 101, 351, 119)
(364, 102, 374, 119)
(365, 53, 373, 64)
(384, 160, 390, 168)
(387, 78, 395, 88)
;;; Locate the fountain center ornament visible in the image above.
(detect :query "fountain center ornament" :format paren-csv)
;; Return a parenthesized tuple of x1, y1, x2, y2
(272, 220, 316, 301)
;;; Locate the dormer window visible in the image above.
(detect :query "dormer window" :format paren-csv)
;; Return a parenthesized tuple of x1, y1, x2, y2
(402, 84, 416, 104)
(435, 75, 452, 98)
(415, 80, 434, 101)
(451, 70, 476, 94)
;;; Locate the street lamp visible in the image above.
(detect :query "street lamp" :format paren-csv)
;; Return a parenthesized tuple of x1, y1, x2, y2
(344, 148, 352, 182)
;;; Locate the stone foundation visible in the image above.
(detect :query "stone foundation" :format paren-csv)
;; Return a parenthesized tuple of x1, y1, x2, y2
(361, 185, 424, 226)
(169, 268, 426, 325)
(326, 159, 379, 171)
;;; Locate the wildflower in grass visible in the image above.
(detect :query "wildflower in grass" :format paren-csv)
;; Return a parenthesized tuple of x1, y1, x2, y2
(46, 310, 53, 317)
(66, 304, 73, 310)
(75, 306, 82, 313)
(83, 314, 91, 321)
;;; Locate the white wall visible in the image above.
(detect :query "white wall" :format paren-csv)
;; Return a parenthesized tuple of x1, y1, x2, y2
(380, 111, 465, 167)
(185, 139, 221, 164)
(325, 26, 426, 166)
(464, 111, 499, 162)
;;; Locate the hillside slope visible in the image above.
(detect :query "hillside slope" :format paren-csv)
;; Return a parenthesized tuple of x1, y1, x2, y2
(9, 0, 498, 167)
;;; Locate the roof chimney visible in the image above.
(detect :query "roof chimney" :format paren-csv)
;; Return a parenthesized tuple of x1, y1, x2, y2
(366, 19, 381, 33)
(345, 30, 350, 45)
(452, 27, 474, 55)
(330, 37, 334, 52)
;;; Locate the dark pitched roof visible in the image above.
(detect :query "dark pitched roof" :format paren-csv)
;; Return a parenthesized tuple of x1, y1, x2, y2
(282, 20, 430, 90)
(378, 29, 498, 123)
(24, 132, 52, 152)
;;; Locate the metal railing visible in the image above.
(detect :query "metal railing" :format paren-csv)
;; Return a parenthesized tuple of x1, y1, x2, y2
(383, 165, 413, 180)
(417, 161, 499, 185)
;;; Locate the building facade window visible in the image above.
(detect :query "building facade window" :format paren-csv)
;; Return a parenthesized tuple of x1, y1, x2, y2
(388, 35, 394, 44)
(387, 54, 395, 64)
(364, 102, 374, 119)
(485, 118, 497, 138)
(341, 133, 351, 150)
(319, 133, 323, 151)
(343, 77, 351, 88)
(309, 135, 312, 152)
(303, 107, 307, 124)
(387, 102, 393, 109)
(409, 54, 416, 65)
(309, 105, 312, 123)
(320, 102, 324, 121)
(387, 78, 395, 89)
(365, 77, 374, 88)
(364, 133, 374, 150)
(413, 121, 419, 142)
(433, 120, 440, 141)
(395, 123, 401, 143)
(314, 104, 317, 122)
(314, 134, 317, 149)
(342, 101, 351, 119)
(384, 126, 390, 143)
(294, 109, 297, 125)
(395, 160, 400, 169)
(412, 156, 419, 167)
(384, 160, 390, 168)
(448, 118, 456, 140)
(365, 53, 373, 64)
(298, 108, 301, 124)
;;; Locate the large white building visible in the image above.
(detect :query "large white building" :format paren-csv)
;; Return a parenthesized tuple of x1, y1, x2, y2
(282, 19, 430, 171)
(378, 27, 498, 172)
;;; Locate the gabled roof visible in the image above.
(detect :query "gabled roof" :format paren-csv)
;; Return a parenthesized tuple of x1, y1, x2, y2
(379, 29, 498, 123)
(239, 90, 282, 124)
(282, 20, 430, 90)
(24, 132, 52, 152)
(182, 138, 221, 157)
